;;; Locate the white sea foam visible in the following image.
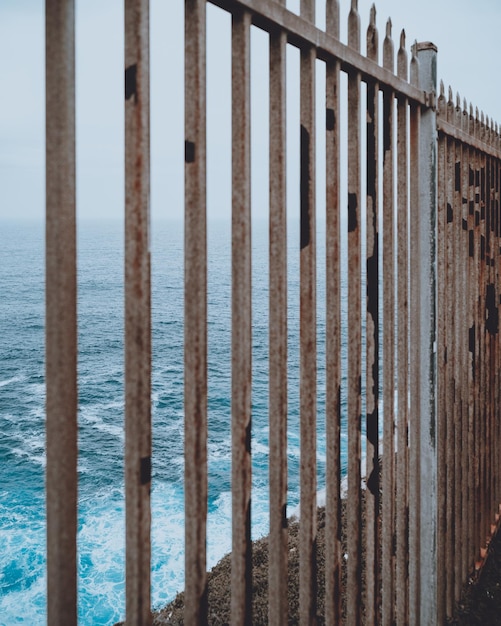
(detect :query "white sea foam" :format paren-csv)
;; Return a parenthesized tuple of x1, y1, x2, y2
(80, 407, 124, 441)
(0, 374, 26, 388)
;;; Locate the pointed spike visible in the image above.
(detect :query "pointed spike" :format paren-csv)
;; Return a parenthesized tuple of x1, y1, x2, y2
(456, 92, 461, 109)
(463, 98, 467, 113)
(448, 86, 453, 104)
(366, 3, 379, 61)
(440, 80, 445, 98)
(370, 3, 376, 26)
(400, 29, 406, 50)
(481, 111, 485, 124)
(348, 0, 361, 50)
(470, 103, 474, 117)
(386, 17, 392, 38)
(410, 41, 419, 86)
(476, 107, 479, 121)
(326, 0, 340, 37)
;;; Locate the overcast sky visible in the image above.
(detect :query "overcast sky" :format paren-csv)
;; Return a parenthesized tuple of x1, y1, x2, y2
(1, 0, 500, 222)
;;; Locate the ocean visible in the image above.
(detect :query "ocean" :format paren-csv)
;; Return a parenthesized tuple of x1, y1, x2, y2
(0, 218, 349, 625)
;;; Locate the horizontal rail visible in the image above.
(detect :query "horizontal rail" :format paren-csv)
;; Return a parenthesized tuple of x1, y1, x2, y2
(437, 116, 501, 160)
(209, 0, 431, 106)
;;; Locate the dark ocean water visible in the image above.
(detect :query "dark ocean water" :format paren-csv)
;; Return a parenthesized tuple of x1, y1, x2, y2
(0, 219, 349, 625)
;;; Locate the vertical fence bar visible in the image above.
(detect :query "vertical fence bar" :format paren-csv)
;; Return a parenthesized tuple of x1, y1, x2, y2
(365, 6, 380, 624)
(325, 1, 342, 624)
(479, 112, 487, 553)
(415, 42, 438, 623)
(452, 94, 464, 600)
(467, 103, 476, 578)
(299, 2, 317, 624)
(268, 8, 288, 624)
(408, 43, 420, 625)
(124, 0, 151, 624)
(435, 82, 447, 625)
(231, 8, 252, 626)
(452, 95, 463, 604)
(396, 29, 409, 626)
(346, 2, 362, 624)
(381, 19, 395, 626)
(45, 2, 77, 624)
(184, 0, 208, 622)
(460, 99, 470, 582)
(473, 108, 482, 561)
(444, 87, 456, 611)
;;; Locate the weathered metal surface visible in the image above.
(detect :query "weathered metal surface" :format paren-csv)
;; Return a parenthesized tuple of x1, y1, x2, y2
(208, 0, 430, 106)
(445, 85, 456, 613)
(45, 2, 77, 624)
(453, 93, 463, 605)
(408, 41, 421, 626)
(231, 9, 252, 626)
(460, 98, 470, 582)
(325, 1, 342, 624)
(466, 101, 477, 583)
(437, 118, 501, 159)
(184, 0, 208, 623)
(299, 3, 317, 624)
(124, 0, 152, 624)
(364, 5, 379, 624)
(473, 107, 482, 561)
(415, 42, 438, 625)
(436, 80, 447, 625)
(381, 18, 395, 626)
(268, 5, 288, 622)
(346, 3, 362, 625)
(396, 28, 409, 626)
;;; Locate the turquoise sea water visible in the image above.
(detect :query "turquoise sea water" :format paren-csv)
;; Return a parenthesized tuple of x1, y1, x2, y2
(0, 219, 348, 625)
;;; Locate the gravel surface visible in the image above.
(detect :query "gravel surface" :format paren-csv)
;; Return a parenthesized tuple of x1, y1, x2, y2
(451, 526, 501, 625)
(115, 509, 501, 625)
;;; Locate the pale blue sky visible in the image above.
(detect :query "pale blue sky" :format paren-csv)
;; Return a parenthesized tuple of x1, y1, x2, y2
(1, 0, 500, 222)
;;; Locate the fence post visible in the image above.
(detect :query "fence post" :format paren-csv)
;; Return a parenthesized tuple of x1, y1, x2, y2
(414, 41, 438, 625)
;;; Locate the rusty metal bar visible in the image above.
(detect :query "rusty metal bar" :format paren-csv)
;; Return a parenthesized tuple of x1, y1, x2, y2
(396, 29, 409, 626)
(184, 0, 208, 623)
(231, 8, 253, 626)
(268, 6, 288, 623)
(209, 0, 429, 106)
(473, 108, 482, 561)
(408, 42, 420, 626)
(364, 5, 380, 624)
(381, 19, 395, 626)
(444, 86, 456, 614)
(299, 2, 317, 624)
(452, 94, 463, 604)
(124, 0, 152, 624)
(479, 112, 487, 554)
(466, 102, 477, 580)
(460, 99, 470, 582)
(325, 1, 342, 624)
(435, 81, 447, 625)
(45, 2, 77, 624)
(346, 2, 362, 624)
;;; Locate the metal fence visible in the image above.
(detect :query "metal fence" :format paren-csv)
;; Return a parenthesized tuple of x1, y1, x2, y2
(44, 0, 501, 624)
